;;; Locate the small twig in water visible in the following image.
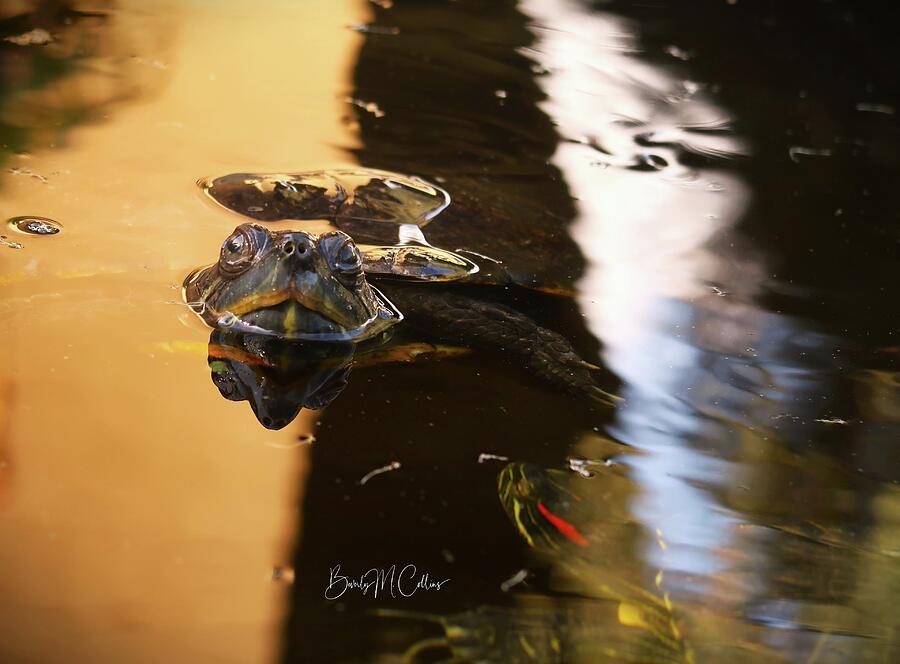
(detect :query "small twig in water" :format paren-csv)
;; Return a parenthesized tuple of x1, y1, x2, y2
(500, 568, 529, 592)
(477, 453, 510, 464)
(359, 461, 401, 486)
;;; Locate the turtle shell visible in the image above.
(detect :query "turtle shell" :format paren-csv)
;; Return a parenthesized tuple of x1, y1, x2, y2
(199, 168, 580, 292)
(199, 168, 449, 228)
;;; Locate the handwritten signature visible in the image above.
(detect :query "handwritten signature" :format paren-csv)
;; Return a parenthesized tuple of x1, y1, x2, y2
(325, 563, 450, 600)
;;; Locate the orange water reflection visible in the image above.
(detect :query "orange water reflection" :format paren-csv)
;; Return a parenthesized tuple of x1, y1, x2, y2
(0, 2, 367, 662)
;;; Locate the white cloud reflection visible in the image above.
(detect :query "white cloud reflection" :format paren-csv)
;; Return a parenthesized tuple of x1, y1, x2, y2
(521, 0, 751, 582)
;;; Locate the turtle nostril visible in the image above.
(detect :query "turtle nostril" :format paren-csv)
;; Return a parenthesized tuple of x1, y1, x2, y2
(296, 243, 307, 255)
(282, 240, 296, 255)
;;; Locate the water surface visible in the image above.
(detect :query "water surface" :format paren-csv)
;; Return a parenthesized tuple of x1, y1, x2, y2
(0, 1, 897, 663)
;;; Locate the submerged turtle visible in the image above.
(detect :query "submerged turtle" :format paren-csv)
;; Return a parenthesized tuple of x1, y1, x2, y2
(375, 460, 805, 663)
(364, 461, 696, 663)
(184, 169, 617, 415)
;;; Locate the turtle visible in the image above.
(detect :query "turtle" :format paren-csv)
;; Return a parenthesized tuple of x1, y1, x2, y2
(361, 461, 697, 664)
(183, 169, 618, 426)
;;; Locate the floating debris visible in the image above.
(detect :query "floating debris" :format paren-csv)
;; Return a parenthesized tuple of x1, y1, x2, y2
(815, 417, 850, 425)
(7, 167, 48, 183)
(297, 433, 316, 445)
(478, 453, 510, 464)
(369, 0, 393, 7)
(4, 29, 52, 46)
(710, 285, 728, 297)
(855, 102, 894, 115)
(271, 566, 295, 584)
(789, 146, 834, 162)
(358, 460, 401, 486)
(0, 236, 24, 250)
(131, 56, 169, 70)
(347, 23, 399, 36)
(664, 45, 693, 61)
(8, 216, 62, 235)
(566, 456, 607, 478)
(494, 89, 508, 99)
(343, 96, 386, 117)
(500, 568, 529, 592)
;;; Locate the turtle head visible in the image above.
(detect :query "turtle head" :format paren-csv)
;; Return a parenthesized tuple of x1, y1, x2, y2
(184, 224, 401, 341)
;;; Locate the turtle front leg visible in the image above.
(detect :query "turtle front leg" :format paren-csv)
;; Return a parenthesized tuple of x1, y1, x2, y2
(386, 288, 620, 406)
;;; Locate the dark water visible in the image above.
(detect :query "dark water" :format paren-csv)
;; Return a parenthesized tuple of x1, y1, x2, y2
(286, 1, 898, 662)
(1, 1, 898, 663)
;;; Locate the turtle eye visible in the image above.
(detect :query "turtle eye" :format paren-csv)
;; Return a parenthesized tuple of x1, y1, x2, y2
(335, 240, 363, 275)
(320, 231, 364, 286)
(219, 226, 260, 276)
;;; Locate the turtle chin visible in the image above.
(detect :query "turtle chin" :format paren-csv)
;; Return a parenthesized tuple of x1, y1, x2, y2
(226, 300, 357, 340)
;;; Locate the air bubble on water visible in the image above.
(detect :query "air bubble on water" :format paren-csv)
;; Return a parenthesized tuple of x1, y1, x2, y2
(705, 181, 725, 192)
(8, 216, 62, 235)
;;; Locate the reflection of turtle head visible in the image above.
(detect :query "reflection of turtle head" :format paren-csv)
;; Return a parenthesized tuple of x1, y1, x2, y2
(208, 330, 355, 429)
(184, 224, 401, 341)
